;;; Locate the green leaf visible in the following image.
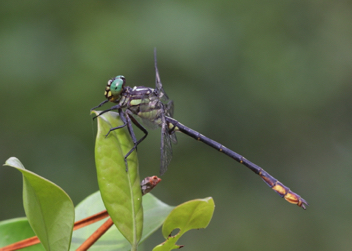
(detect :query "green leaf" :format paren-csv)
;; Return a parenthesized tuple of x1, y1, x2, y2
(0, 217, 44, 251)
(93, 111, 143, 249)
(3, 157, 75, 251)
(71, 191, 174, 250)
(141, 193, 174, 242)
(152, 197, 215, 251)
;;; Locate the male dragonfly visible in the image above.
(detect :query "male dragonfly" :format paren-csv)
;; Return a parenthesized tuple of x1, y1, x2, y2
(92, 49, 308, 209)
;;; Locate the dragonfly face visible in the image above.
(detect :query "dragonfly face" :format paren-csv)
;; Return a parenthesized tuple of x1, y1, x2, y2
(105, 75, 126, 102)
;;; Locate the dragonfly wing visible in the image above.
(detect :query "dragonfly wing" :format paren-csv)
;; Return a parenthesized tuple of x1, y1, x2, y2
(140, 117, 159, 130)
(154, 49, 163, 92)
(160, 118, 173, 175)
(154, 49, 176, 172)
(164, 100, 177, 144)
(165, 100, 174, 117)
(170, 132, 177, 144)
(154, 49, 171, 102)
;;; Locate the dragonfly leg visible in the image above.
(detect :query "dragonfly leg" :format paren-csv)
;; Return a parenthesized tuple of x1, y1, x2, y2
(104, 109, 129, 138)
(92, 104, 121, 120)
(90, 100, 109, 111)
(119, 110, 138, 145)
(126, 110, 148, 146)
(121, 110, 148, 172)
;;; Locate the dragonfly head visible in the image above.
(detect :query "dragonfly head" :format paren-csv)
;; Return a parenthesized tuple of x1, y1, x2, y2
(105, 75, 126, 102)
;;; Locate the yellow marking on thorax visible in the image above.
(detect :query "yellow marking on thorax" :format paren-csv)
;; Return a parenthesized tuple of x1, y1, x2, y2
(130, 99, 142, 106)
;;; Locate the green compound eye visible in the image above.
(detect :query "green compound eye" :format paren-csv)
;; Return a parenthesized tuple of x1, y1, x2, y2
(105, 75, 125, 101)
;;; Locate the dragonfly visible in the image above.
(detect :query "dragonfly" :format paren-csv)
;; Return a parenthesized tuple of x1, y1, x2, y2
(91, 49, 308, 209)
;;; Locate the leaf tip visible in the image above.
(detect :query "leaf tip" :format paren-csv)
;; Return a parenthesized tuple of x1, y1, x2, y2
(4, 157, 25, 170)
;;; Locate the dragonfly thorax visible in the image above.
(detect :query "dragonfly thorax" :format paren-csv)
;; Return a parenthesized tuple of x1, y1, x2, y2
(105, 75, 126, 102)
(112, 85, 165, 128)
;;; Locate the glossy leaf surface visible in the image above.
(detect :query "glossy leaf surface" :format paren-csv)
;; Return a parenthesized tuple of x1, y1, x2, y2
(153, 197, 215, 251)
(4, 157, 75, 251)
(0, 218, 44, 251)
(93, 111, 143, 248)
(71, 191, 174, 250)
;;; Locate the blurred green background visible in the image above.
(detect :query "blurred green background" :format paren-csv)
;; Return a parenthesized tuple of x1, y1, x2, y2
(1, 1, 351, 250)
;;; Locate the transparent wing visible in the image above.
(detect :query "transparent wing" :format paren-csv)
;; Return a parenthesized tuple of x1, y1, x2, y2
(160, 116, 173, 175)
(153, 49, 177, 174)
(170, 130, 177, 144)
(154, 49, 164, 95)
(154, 49, 172, 105)
(154, 48, 175, 118)
(140, 117, 159, 130)
(165, 100, 174, 118)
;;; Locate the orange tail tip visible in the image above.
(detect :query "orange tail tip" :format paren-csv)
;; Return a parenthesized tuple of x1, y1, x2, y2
(284, 191, 308, 209)
(271, 182, 308, 209)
